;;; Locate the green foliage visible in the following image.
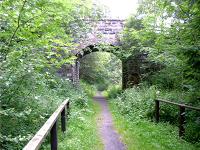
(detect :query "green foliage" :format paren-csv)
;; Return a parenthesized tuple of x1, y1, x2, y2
(122, 0, 200, 100)
(110, 85, 200, 143)
(80, 51, 122, 90)
(0, 0, 104, 149)
(114, 86, 156, 120)
(104, 85, 122, 99)
(120, 0, 200, 143)
(57, 94, 103, 150)
(42, 82, 103, 150)
(110, 102, 198, 150)
(80, 81, 97, 97)
(0, 75, 81, 149)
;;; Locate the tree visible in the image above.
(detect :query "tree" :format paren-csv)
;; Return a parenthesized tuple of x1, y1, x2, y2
(122, 0, 200, 97)
(0, 0, 103, 149)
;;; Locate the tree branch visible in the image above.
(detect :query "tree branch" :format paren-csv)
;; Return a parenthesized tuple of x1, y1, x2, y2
(7, 0, 27, 46)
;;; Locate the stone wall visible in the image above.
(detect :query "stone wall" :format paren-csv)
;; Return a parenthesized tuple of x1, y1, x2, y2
(77, 19, 125, 50)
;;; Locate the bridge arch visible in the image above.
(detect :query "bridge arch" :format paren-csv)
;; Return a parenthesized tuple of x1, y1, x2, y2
(79, 50, 122, 90)
(77, 44, 122, 59)
(64, 19, 146, 89)
(73, 43, 131, 89)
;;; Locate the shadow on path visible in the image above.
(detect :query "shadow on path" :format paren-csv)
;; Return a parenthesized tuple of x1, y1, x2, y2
(94, 92, 126, 150)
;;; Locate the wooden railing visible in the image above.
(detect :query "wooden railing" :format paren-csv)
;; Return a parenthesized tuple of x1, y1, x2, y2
(155, 99, 200, 137)
(23, 99, 70, 150)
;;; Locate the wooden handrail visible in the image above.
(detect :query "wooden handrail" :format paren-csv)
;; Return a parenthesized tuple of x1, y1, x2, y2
(157, 99, 200, 111)
(155, 99, 200, 137)
(23, 99, 70, 150)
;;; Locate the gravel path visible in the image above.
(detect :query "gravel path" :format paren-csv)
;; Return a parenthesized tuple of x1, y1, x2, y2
(94, 92, 126, 150)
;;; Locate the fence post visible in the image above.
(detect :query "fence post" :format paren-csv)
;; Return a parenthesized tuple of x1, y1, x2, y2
(179, 105, 185, 137)
(155, 100, 160, 123)
(61, 107, 66, 132)
(67, 102, 70, 120)
(51, 121, 58, 150)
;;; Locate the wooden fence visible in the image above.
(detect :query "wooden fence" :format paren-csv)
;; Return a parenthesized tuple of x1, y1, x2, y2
(155, 99, 200, 137)
(23, 99, 70, 150)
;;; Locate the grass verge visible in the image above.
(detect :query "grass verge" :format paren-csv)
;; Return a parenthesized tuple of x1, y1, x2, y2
(109, 101, 199, 150)
(43, 96, 103, 150)
(59, 97, 103, 150)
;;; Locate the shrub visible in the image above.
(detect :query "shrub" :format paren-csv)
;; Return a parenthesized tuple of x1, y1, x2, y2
(0, 73, 90, 149)
(104, 85, 122, 99)
(111, 85, 200, 143)
(113, 86, 156, 120)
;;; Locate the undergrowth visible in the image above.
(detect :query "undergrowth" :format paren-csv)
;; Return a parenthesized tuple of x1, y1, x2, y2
(58, 82, 103, 150)
(110, 103, 198, 150)
(57, 96, 102, 150)
(0, 76, 101, 149)
(0, 73, 77, 149)
(42, 81, 103, 150)
(106, 85, 200, 149)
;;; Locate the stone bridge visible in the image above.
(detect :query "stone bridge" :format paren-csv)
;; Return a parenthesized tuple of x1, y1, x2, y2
(77, 19, 125, 49)
(59, 19, 149, 89)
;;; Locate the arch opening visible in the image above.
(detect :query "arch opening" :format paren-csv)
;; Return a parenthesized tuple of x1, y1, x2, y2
(71, 44, 145, 90)
(79, 51, 122, 91)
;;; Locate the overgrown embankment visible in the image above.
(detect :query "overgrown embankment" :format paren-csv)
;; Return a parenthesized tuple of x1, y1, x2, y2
(57, 83, 103, 150)
(0, 75, 78, 149)
(105, 86, 200, 150)
(0, 0, 103, 149)
(42, 82, 103, 150)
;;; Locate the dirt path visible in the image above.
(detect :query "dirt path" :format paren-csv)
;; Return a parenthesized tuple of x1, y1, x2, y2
(94, 92, 126, 150)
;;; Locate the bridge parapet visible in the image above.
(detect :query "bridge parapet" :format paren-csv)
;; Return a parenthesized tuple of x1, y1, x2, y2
(77, 19, 125, 49)
(97, 19, 125, 34)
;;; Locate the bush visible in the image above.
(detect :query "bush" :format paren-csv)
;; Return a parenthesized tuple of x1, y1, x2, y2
(104, 85, 122, 98)
(111, 85, 200, 143)
(80, 81, 97, 97)
(114, 86, 156, 120)
(0, 73, 90, 149)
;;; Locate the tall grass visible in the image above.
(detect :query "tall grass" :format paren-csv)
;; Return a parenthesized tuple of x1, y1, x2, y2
(43, 81, 103, 150)
(106, 85, 200, 149)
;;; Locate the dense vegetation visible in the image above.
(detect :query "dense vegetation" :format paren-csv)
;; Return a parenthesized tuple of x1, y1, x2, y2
(43, 82, 103, 150)
(108, 95, 198, 150)
(80, 52, 122, 91)
(0, 0, 103, 149)
(122, 0, 200, 101)
(1, 0, 200, 149)
(117, 0, 200, 143)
